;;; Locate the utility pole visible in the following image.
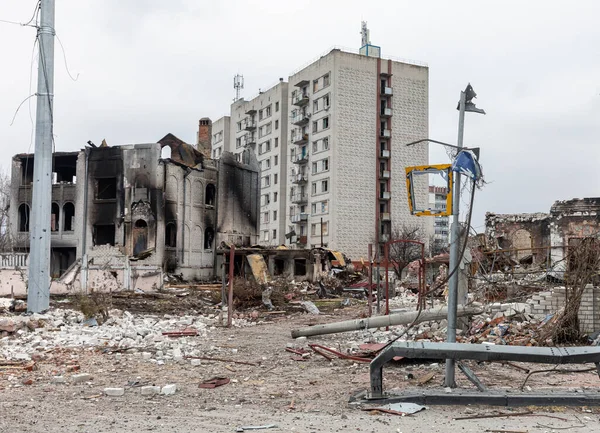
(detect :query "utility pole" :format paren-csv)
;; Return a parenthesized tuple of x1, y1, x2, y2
(444, 90, 466, 388)
(444, 84, 485, 388)
(28, 0, 55, 313)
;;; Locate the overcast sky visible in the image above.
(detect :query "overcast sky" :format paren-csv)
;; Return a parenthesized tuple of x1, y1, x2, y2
(1, 0, 599, 231)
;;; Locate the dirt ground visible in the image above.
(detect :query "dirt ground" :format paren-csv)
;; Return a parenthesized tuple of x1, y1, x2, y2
(2, 303, 600, 433)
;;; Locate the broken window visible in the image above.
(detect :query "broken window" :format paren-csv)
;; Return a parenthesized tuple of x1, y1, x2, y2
(274, 259, 285, 275)
(133, 219, 148, 255)
(96, 178, 117, 200)
(51, 203, 59, 232)
(165, 222, 177, 248)
(294, 259, 307, 276)
(204, 227, 214, 249)
(63, 202, 75, 231)
(20, 157, 34, 185)
(93, 224, 115, 246)
(18, 203, 30, 232)
(205, 183, 216, 206)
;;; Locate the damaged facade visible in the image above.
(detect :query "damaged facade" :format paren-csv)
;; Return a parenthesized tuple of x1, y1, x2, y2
(485, 197, 600, 276)
(5, 133, 260, 294)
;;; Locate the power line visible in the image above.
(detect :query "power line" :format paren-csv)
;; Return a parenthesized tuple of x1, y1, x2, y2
(0, 1, 40, 28)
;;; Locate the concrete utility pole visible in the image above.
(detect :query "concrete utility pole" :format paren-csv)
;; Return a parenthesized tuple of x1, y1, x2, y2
(444, 90, 466, 388)
(28, 0, 55, 313)
(444, 84, 485, 388)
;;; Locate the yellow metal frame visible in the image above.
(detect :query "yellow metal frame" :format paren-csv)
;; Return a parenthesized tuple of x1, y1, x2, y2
(405, 164, 453, 217)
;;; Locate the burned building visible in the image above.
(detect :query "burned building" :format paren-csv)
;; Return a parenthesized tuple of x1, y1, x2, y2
(484, 197, 600, 275)
(7, 135, 260, 291)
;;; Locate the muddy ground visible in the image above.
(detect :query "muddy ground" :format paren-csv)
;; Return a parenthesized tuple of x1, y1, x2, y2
(2, 301, 600, 433)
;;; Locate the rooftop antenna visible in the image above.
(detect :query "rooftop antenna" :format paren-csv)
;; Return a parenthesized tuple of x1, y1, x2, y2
(233, 74, 244, 102)
(360, 21, 370, 47)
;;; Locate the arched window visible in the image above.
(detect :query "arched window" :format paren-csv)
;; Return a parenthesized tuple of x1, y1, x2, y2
(51, 203, 60, 232)
(63, 202, 75, 231)
(204, 227, 214, 249)
(205, 183, 216, 206)
(165, 222, 176, 248)
(18, 204, 30, 232)
(133, 219, 148, 255)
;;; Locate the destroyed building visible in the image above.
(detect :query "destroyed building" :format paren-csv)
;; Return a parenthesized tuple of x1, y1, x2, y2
(5, 134, 259, 294)
(485, 197, 600, 275)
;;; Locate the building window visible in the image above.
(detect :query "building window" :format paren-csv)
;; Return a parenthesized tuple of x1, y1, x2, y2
(274, 137, 278, 148)
(272, 229, 277, 240)
(274, 155, 278, 166)
(322, 221, 329, 235)
(321, 180, 328, 192)
(324, 94, 330, 108)
(274, 192, 278, 202)
(274, 173, 278, 184)
(96, 178, 117, 200)
(312, 121, 318, 133)
(275, 120, 279, 130)
(275, 101, 279, 112)
(262, 176, 270, 187)
(259, 109, 263, 121)
(266, 122, 272, 135)
(321, 200, 328, 213)
(63, 202, 75, 231)
(236, 137, 242, 148)
(262, 212, 270, 224)
(18, 203, 30, 232)
(237, 121, 242, 131)
(312, 183, 317, 194)
(312, 141, 318, 153)
(323, 73, 330, 87)
(313, 79, 319, 93)
(273, 210, 277, 221)
(93, 224, 115, 246)
(313, 100, 319, 113)
(266, 105, 272, 117)
(263, 230, 269, 241)
(311, 223, 317, 236)
(322, 158, 329, 171)
(322, 117, 329, 129)
(323, 137, 329, 150)
(51, 203, 59, 232)
(312, 162, 318, 174)
(133, 219, 148, 255)
(204, 227, 214, 249)
(264, 158, 271, 169)
(205, 183, 216, 206)
(165, 222, 177, 247)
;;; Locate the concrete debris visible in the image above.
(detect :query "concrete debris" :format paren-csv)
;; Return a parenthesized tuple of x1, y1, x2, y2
(141, 385, 161, 395)
(0, 307, 254, 361)
(104, 387, 125, 397)
(71, 373, 93, 384)
(160, 384, 177, 395)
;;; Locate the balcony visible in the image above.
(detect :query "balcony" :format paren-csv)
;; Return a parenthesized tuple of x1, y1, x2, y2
(292, 133, 308, 145)
(381, 86, 393, 97)
(292, 92, 309, 106)
(292, 153, 309, 164)
(244, 120, 256, 131)
(380, 129, 391, 138)
(291, 113, 310, 126)
(245, 107, 257, 115)
(291, 193, 308, 204)
(380, 212, 391, 221)
(291, 213, 309, 223)
(291, 173, 308, 184)
(381, 107, 393, 117)
(380, 191, 391, 200)
(295, 79, 309, 88)
(380, 170, 390, 179)
(380, 149, 390, 159)
(244, 133, 256, 146)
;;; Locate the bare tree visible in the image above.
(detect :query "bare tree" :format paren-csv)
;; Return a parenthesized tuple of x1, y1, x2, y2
(0, 170, 12, 251)
(545, 237, 600, 343)
(429, 234, 448, 257)
(387, 225, 425, 279)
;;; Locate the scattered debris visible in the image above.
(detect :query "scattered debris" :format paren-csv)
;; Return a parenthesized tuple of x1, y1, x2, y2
(362, 402, 426, 416)
(199, 377, 230, 389)
(235, 424, 278, 432)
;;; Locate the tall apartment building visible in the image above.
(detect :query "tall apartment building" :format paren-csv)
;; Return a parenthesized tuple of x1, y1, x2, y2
(210, 116, 230, 159)
(212, 29, 431, 259)
(285, 47, 431, 260)
(429, 185, 450, 250)
(219, 80, 290, 246)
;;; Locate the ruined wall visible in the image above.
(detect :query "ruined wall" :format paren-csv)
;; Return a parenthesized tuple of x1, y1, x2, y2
(163, 160, 218, 279)
(216, 150, 260, 247)
(485, 212, 550, 263)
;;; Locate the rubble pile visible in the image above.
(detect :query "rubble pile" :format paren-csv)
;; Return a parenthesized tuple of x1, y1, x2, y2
(0, 308, 255, 361)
